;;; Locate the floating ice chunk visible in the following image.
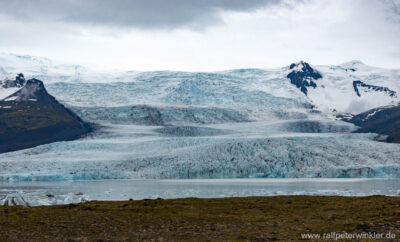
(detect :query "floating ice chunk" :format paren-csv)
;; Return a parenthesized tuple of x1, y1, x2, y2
(61, 192, 89, 204)
(1, 191, 30, 207)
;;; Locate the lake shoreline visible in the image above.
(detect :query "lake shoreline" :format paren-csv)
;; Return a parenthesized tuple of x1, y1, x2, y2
(1, 195, 399, 241)
(2, 178, 400, 206)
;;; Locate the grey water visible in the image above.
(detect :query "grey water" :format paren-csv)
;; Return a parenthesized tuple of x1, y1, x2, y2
(1, 178, 399, 206)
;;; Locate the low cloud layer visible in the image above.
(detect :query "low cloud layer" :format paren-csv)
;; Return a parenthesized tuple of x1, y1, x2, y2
(0, 0, 398, 70)
(0, 0, 280, 29)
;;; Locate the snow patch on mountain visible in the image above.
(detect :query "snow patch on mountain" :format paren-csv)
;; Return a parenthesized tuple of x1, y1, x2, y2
(303, 61, 400, 114)
(3, 79, 44, 102)
(0, 87, 20, 100)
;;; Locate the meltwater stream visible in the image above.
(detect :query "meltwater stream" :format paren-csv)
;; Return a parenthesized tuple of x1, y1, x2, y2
(1, 178, 399, 206)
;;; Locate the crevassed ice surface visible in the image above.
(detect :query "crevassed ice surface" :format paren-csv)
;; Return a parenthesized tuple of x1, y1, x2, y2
(0, 63, 400, 181)
(1, 121, 400, 181)
(45, 69, 313, 121)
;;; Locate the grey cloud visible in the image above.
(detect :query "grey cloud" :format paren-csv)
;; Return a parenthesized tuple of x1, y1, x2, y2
(0, 0, 281, 30)
(385, 0, 400, 22)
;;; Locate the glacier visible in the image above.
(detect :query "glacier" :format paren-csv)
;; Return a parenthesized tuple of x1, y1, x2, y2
(0, 121, 399, 181)
(1, 53, 400, 181)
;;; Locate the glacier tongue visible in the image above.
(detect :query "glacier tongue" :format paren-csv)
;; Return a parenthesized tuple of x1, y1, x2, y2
(0, 121, 399, 181)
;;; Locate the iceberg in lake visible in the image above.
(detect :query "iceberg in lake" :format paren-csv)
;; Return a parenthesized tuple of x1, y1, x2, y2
(1, 191, 30, 207)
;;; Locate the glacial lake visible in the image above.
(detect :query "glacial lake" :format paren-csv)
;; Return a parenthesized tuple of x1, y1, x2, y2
(1, 178, 399, 206)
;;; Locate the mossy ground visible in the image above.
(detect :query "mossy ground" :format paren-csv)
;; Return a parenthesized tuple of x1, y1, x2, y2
(0, 101, 75, 134)
(0, 196, 399, 241)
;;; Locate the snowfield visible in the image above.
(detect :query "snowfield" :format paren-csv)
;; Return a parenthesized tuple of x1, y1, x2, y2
(307, 61, 400, 114)
(2, 53, 400, 115)
(0, 53, 400, 180)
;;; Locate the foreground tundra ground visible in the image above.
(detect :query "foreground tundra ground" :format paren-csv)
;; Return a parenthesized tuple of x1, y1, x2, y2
(0, 196, 399, 241)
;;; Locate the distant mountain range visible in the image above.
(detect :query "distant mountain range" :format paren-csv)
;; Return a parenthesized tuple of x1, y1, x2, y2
(1, 52, 399, 114)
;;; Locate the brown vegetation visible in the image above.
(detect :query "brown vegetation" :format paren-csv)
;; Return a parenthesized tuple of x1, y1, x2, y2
(1, 196, 399, 241)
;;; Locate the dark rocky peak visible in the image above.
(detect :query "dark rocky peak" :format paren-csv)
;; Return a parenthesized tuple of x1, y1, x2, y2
(288, 61, 322, 79)
(1, 73, 26, 88)
(2, 78, 51, 103)
(287, 61, 322, 95)
(0, 76, 92, 153)
(353, 80, 397, 98)
(290, 61, 310, 71)
(22, 78, 46, 94)
(15, 73, 25, 86)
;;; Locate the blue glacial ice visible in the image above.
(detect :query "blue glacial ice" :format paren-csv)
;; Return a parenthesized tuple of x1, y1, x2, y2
(0, 120, 399, 181)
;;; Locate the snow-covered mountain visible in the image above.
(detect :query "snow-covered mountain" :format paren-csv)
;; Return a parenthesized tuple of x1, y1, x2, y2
(288, 60, 400, 114)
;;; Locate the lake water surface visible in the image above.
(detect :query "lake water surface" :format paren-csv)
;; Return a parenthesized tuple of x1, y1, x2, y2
(1, 178, 399, 206)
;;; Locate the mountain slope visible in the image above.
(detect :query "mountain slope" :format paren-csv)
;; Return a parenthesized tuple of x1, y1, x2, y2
(346, 104, 400, 143)
(286, 61, 400, 114)
(0, 75, 92, 153)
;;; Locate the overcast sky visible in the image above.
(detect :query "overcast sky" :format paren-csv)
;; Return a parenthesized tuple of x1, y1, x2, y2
(0, 0, 399, 71)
